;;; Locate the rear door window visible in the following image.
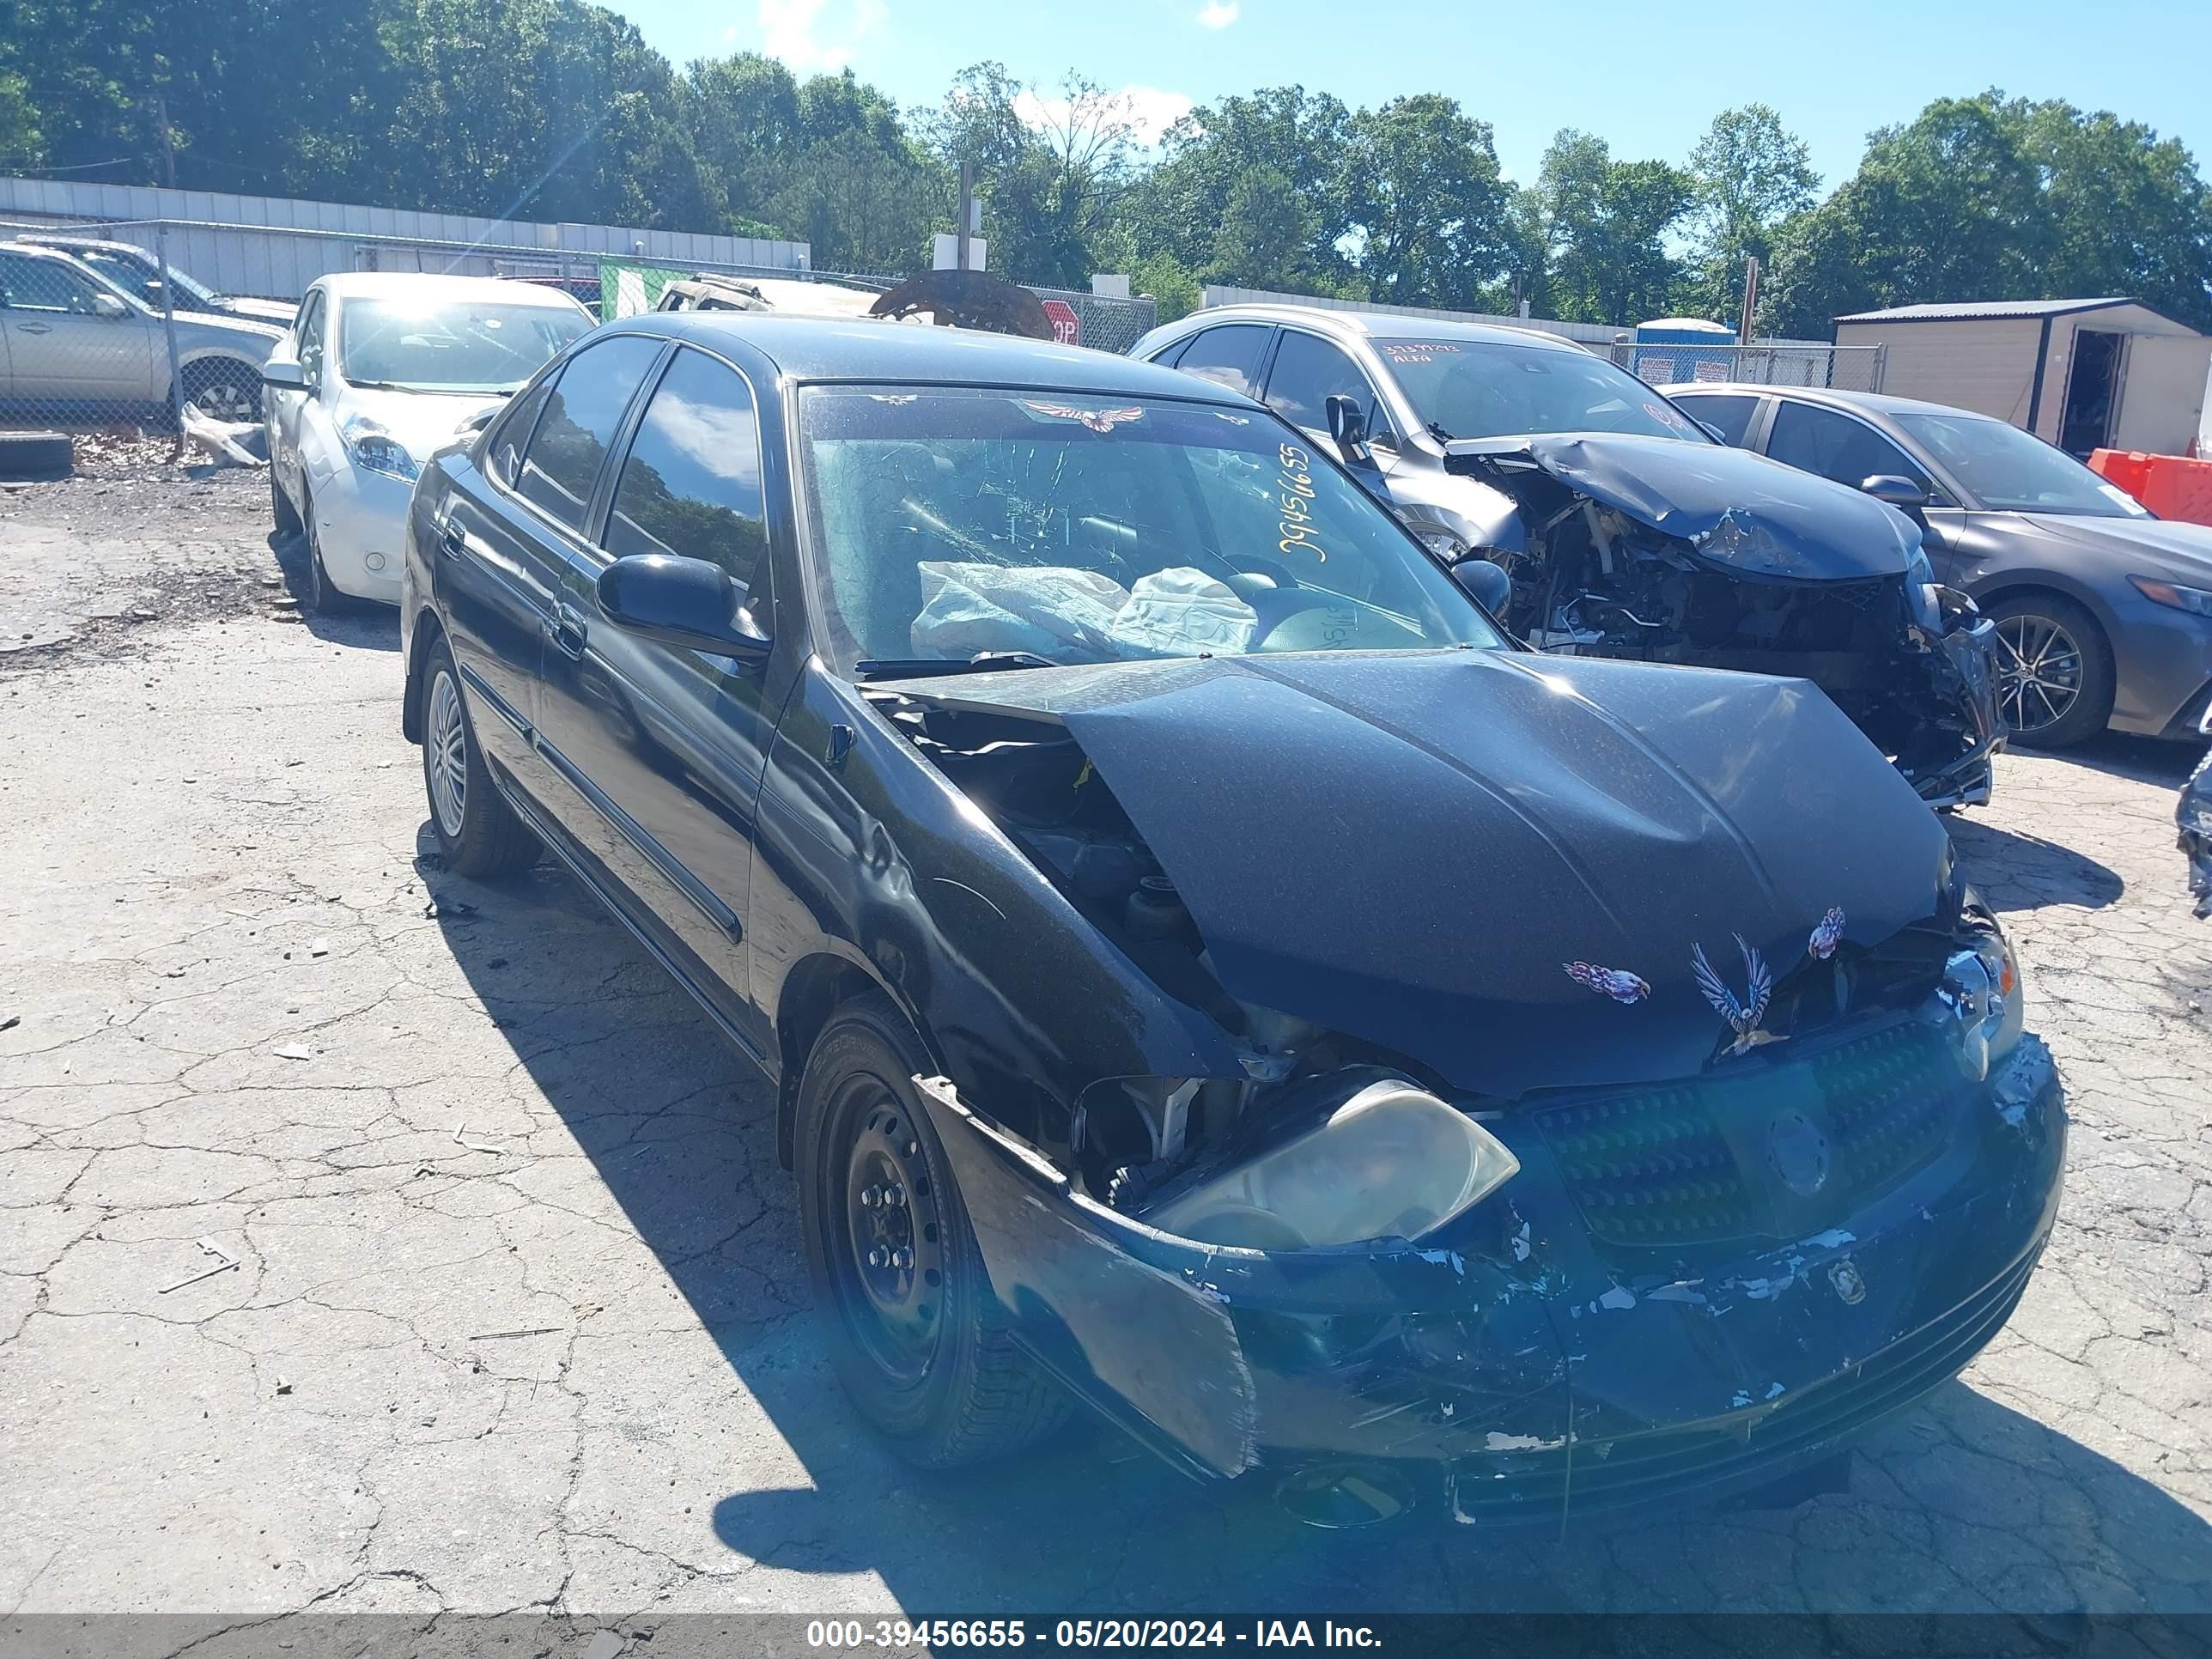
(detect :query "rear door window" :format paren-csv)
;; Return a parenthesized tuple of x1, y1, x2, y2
(604, 348, 769, 592)
(514, 334, 663, 532)
(1171, 325, 1272, 398)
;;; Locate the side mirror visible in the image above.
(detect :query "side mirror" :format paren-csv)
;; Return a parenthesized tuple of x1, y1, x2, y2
(91, 293, 129, 319)
(260, 359, 307, 392)
(143, 278, 165, 304)
(597, 554, 772, 663)
(1450, 556, 1512, 616)
(1695, 419, 1728, 443)
(1324, 392, 1371, 465)
(455, 405, 499, 437)
(1859, 474, 1928, 511)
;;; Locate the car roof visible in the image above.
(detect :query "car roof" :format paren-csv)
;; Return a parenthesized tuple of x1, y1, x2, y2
(19, 233, 144, 253)
(615, 313, 1258, 399)
(1170, 303, 1589, 354)
(311, 271, 586, 308)
(1656, 382, 2003, 422)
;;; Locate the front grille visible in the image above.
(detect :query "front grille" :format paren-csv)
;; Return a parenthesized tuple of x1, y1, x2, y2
(1537, 1022, 1972, 1250)
(1449, 1244, 2039, 1526)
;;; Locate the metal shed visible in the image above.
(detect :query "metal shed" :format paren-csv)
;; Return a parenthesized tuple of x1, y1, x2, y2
(1832, 298, 2210, 457)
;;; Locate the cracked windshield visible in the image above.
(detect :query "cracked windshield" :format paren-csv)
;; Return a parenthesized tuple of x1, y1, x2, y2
(799, 388, 1500, 671)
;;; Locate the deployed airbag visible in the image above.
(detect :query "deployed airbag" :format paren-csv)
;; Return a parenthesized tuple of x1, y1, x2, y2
(909, 562, 1257, 660)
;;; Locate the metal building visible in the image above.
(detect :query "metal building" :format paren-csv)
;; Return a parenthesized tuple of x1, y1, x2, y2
(1833, 298, 2211, 457)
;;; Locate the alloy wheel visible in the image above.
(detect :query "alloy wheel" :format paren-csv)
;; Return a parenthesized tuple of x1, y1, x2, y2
(426, 669, 469, 840)
(188, 377, 258, 423)
(1992, 612, 2083, 737)
(830, 1080, 946, 1390)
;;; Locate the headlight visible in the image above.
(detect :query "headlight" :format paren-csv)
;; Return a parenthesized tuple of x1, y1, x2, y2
(2130, 575, 2212, 617)
(1412, 526, 1468, 560)
(1932, 898, 2024, 1080)
(343, 419, 420, 483)
(1144, 1076, 1519, 1250)
(1904, 544, 1942, 632)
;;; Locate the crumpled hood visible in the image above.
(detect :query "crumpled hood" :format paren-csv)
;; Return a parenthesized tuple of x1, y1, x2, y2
(889, 649, 1954, 1099)
(2018, 510, 2212, 581)
(1446, 432, 1921, 580)
(339, 385, 509, 460)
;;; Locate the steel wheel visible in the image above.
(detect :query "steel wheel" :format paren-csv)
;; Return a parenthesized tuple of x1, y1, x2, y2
(1993, 611, 2084, 738)
(426, 667, 469, 841)
(826, 1077, 947, 1392)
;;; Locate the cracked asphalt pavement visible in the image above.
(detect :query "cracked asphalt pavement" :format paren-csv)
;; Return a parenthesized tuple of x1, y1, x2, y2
(2, 468, 2209, 1625)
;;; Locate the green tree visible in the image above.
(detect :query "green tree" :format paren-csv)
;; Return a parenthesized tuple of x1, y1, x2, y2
(931, 63, 1133, 287)
(1206, 165, 1325, 291)
(1344, 94, 1513, 308)
(1759, 92, 2212, 336)
(0, 70, 42, 167)
(1683, 104, 1818, 323)
(1131, 86, 1355, 289)
(1538, 129, 1692, 324)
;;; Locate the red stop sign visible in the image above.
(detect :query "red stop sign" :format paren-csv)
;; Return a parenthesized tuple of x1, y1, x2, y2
(1041, 299, 1081, 345)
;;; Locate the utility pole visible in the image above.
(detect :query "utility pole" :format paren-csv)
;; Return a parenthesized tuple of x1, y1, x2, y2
(1736, 255, 1760, 347)
(956, 158, 974, 272)
(156, 98, 178, 189)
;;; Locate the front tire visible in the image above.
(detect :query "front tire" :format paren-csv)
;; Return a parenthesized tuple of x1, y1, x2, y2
(420, 639, 541, 878)
(271, 465, 302, 539)
(301, 485, 352, 615)
(1985, 593, 2113, 750)
(795, 993, 1069, 1468)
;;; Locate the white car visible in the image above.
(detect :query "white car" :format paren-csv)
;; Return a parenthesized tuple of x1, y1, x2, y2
(262, 273, 592, 610)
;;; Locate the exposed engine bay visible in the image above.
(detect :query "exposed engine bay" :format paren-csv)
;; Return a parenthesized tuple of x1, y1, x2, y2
(1446, 444, 2002, 807)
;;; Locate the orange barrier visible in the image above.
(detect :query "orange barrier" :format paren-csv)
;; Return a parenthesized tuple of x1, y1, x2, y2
(2089, 448, 2212, 527)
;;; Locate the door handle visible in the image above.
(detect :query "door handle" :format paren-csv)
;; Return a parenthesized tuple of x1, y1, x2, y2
(546, 604, 588, 660)
(16, 322, 51, 335)
(437, 521, 466, 559)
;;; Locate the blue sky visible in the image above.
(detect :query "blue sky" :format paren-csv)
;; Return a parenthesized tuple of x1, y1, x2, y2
(616, 0, 2212, 189)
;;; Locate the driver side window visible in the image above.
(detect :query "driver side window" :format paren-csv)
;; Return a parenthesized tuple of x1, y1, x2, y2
(0, 253, 103, 314)
(1767, 402, 1936, 498)
(295, 293, 327, 386)
(1264, 331, 1398, 449)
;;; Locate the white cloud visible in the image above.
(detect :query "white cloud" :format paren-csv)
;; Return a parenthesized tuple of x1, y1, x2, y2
(754, 0, 884, 74)
(1196, 0, 1239, 27)
(1014, 84, 1195, 147)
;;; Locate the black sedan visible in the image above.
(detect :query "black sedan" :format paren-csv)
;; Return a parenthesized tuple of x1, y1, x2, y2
(1668, 382, 2212, 750)
(399, 314, 2063, 1528)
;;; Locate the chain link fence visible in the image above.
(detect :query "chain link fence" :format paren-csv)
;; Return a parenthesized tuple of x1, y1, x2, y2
(0, 217, 292, 436)
(1608, 339, 1889, 393)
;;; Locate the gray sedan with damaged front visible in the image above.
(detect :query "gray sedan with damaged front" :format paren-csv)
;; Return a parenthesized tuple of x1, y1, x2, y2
(1133, 307, 2003, 808)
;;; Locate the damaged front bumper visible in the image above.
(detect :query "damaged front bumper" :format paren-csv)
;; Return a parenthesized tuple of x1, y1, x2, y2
(917, 1033, 2063, 1529)
(1900, 607, 2003, 808)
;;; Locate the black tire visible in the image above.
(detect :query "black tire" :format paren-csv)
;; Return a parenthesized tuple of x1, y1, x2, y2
(0, 430, 71, 482)
(300, 485, 353, 615)
(1984, 592, 2114, 750)
(180, 356, 264, 423)
(795, 992, 1069, 1468)
(420, 638, 542, 878)
(270, 465, 302, 538)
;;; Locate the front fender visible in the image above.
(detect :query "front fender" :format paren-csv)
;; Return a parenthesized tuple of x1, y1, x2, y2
(751, 663, 1241, 1159)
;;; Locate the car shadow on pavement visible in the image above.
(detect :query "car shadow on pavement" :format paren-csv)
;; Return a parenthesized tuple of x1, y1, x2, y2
(413, 825, 2212, 1615)
(1946, 817, 2125, 912)
(265, 526, 400, 651)
(2050, 731, 2203, 788)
